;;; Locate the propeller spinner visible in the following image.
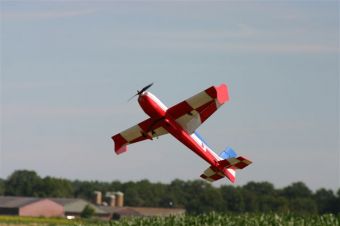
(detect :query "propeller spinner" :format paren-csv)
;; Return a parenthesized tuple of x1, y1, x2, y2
(128, 83, 154, 101)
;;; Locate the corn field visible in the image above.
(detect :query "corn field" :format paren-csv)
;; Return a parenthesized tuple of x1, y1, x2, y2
(0, 213, 339, 226)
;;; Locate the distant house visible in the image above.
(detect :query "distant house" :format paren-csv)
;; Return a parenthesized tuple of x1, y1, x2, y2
(50, 198, 110, 219)
(0, 196, 185, 219)
(94, 191, 186, 219)
(100, 206, 186, 219)
(0, 196, 64, 217)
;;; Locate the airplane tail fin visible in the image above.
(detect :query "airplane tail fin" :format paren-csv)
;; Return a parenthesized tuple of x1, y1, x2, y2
(200, 147, 252, 183)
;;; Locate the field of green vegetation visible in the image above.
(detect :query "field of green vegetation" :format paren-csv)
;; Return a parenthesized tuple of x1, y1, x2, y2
(0, 213, 339, 226)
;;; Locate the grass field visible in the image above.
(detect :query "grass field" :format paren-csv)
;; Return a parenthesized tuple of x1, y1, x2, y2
(0, 213, 339, 226)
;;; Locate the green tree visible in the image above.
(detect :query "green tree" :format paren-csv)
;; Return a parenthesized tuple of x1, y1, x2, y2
(73, 180, 108, 200)
(5, 170, 43, 196)
(40, 176, 74, 197)
(281, 182, 312, 199)
(0, 179, 5, 195)
(167, 179, 190, 208)
(220, 185, 244, 212)
(132, 180, 166, 207)
(332, 189, 340, 213)
(241, 182, 289, 213)
(314, 188, 336, 214)
(184, 180, 223, 214)
(109, 180, 122, 192)
(243, 181, 276, 196)
(288, 198, 317, 214)
(124, 182, 144, 206)
(258, 196, 288, 213)
(80, 204, 95, 218)
(242, 190, 259, 212)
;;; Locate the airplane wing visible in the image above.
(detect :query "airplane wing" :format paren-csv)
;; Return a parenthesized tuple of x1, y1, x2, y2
(112, 118, 168, 154)
(167, 84, 229, 134)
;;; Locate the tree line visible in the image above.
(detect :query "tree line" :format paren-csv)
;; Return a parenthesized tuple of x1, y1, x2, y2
(0, 170, 339, 215)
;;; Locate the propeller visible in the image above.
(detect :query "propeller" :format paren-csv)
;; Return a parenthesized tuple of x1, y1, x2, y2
(128, 82, 154, 101)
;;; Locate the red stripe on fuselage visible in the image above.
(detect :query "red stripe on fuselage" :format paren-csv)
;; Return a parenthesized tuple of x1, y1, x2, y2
(223, 168, 235, 183)
(161, 116, 217, 166)
(138, 91, 218, 168)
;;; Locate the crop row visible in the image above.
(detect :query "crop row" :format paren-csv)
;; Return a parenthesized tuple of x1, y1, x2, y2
(0, 213, 339, 226)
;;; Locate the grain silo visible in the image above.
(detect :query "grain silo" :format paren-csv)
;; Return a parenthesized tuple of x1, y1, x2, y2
(115, 192, 124, 207)
(105, 192, 116, 207)
(93, 191, 102, 205)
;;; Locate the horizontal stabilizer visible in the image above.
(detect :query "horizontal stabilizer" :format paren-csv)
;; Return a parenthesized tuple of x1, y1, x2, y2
(200, 166, 236, 183)
(218, 156, 252, 169)
(200, 167, 224, 182)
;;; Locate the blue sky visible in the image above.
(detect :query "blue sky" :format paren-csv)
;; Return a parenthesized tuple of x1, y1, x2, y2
(1, 1, 339, 191)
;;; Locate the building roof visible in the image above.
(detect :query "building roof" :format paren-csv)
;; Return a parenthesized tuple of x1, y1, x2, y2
(50, 198, 107, 214)
(48, 198, 76, 206)
(0, 196, 106, 215)
(0, 196, 186, 218)
(99, 206, 185, 217)
(103, 207, 143, 217)
(130, 207, 185, 217)
(0, 196, 41, 208)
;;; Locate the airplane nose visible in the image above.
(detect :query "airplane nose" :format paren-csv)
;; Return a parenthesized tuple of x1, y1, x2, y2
(138, 93, 146, 102)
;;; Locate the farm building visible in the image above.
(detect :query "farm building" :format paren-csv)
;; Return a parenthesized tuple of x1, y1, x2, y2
(0, 196, 109, 218)
(0, 195, 185, 219)
(100, 206, 186, 219)
(0, 196, 64, 217)
(93, 191, 185, 219)
(50, 198, 110, 219)
(93, 191, 186, 219)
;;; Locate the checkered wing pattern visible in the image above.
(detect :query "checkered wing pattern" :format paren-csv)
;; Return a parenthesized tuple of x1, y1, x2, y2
(112, 118, 168, 155)
(218, 156, 252, 169)
(200, 156, 251, 183)
(200, 167, 225, 182)
(167, 84, 229, 134)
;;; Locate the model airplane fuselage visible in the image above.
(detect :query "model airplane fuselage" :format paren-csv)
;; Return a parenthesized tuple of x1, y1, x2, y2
(112, 84, 252, 183)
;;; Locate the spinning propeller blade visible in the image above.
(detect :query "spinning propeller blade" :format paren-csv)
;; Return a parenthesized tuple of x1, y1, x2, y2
(128, 83, 154, 101)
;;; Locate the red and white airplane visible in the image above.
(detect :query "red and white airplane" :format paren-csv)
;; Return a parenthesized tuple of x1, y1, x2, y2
(112, 83, 252, 183)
